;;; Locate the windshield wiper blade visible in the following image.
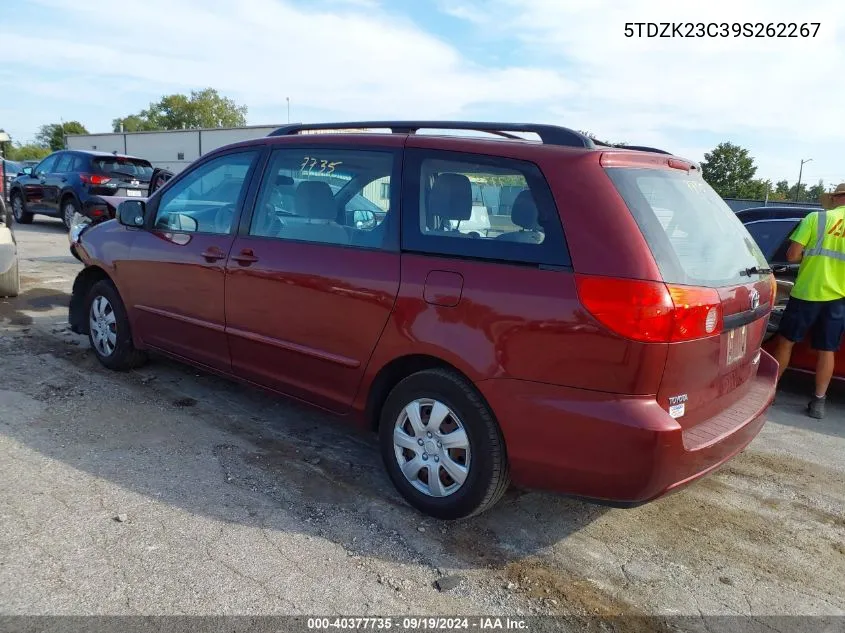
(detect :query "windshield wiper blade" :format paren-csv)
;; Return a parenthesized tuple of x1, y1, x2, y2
(740, 266, 773, 276)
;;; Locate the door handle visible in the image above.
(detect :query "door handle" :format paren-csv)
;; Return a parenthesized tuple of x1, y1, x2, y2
(231, 249, 259, 265)
(201, 248, 226, 262)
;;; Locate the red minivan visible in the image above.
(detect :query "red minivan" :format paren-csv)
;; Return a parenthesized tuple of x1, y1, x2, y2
(68, 122, 778, 519)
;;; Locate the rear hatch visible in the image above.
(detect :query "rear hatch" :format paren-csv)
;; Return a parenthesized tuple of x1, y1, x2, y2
(604, 162, 775, 436)
(87, 156, 153, 198)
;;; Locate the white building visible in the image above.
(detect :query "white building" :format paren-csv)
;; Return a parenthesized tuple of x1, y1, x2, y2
(65, 124, 285, 174)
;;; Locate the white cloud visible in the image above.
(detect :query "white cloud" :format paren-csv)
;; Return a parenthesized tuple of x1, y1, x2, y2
(0, 0, 574, 133)
(1, 0, 843, 184)
(444, 0, 845, 182)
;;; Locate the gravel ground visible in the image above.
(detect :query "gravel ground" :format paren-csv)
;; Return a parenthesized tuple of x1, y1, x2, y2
(1, 219, 843, 625)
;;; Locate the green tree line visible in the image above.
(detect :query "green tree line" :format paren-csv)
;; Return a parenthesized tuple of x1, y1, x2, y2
(701, 141, 828, 204)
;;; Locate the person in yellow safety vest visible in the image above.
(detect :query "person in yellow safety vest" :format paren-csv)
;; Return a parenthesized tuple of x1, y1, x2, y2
(774, 183, 845, 419)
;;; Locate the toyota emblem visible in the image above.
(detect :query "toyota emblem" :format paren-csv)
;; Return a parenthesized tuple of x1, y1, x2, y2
(750, 288, 760, 310)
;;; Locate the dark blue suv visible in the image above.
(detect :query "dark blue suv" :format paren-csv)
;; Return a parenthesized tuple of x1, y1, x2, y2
(8, 150, 153, 230)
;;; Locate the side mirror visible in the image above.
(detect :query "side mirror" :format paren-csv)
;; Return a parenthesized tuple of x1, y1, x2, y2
(117, 200, 146, 227)
(353, 209, 376, 230)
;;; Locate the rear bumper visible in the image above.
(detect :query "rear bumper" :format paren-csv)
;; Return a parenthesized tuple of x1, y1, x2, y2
(476, 350, 777, 505)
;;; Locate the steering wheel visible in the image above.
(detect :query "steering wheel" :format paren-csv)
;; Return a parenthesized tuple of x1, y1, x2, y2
(213, 203, 236, 234)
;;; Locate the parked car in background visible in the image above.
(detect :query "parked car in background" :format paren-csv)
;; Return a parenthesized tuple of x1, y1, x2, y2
(738, 205, 845, 380)
(8, 150, 154, 230)
(67, 120, 777, 519)
(2, 159, 23, 202)
(0, 197, 20, 297)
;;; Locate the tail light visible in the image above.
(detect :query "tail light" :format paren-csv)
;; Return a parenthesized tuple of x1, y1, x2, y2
(575, 275, 723, 343)
(79, 173, 111, 185)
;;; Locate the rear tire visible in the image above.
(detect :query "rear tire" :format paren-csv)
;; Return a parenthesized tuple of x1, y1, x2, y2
(11, 193, 33, 225)
(85, 279, 147, 370)
(378, 368, 510, 520)
(0, 259, 19, 298)
(62, 197, 80, 231)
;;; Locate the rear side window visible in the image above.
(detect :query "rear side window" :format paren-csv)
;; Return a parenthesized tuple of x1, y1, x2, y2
(606, 168, 769, 287)
(54, 154, 72, 173)
(402, 149, 570, 267)
(93, 157, 154, 180)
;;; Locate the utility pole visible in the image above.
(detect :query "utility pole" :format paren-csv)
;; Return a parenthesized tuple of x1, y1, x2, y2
(795, 158, 812, 202)
(286, 97, 290, 124)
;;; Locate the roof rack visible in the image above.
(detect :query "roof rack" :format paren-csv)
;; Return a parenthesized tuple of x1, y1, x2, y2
(268, 121, 596, 149)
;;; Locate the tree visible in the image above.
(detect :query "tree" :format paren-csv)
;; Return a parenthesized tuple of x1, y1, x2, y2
(700, 142, 759, 198)
(6, 144, 51, 161)
(111, 114, 158, 133)
(736, 179, 773, 200)
(805, 180, 826, 203)
(113, 88, 248, 132)
(35, 121, 89, 151)
(774, 180, 790, 199)
(579, 130, 627, 146)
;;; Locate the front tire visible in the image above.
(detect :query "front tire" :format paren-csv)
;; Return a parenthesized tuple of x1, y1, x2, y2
(379, 368, 510, 520)
(0, 259, 19, 298)
(11, 193, 33, 225)
(85, 280, 147, 370)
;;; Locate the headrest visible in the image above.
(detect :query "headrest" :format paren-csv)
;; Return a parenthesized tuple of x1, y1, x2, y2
(511, 190, 540, 230)
(429, 173, 472, 222)
(276, 174, 294, 186)
(295, 181, 335, 220)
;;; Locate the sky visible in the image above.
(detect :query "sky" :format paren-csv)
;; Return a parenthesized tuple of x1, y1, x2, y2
(1, 0, 843, 186)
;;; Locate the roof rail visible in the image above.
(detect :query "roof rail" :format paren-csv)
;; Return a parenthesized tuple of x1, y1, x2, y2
(268, 121, 596, 149)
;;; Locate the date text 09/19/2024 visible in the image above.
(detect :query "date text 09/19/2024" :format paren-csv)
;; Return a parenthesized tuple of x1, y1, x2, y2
(624, 22, 820, 38)
(306, 618, 528, 630)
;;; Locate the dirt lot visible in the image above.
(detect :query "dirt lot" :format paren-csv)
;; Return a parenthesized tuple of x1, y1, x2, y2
(1, 219, 844, 623)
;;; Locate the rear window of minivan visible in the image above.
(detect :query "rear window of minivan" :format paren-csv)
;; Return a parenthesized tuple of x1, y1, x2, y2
(606, 168, 769, 288)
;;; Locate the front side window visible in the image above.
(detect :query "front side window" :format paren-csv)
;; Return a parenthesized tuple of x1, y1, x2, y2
(249, 148, 395, 248)
(154, 151, 258, 235)
(401, 150, 570, 266)
(35, 154, 58, 175)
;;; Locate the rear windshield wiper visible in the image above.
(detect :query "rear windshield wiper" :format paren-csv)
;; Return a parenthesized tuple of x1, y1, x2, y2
(740, 266, 773, 276)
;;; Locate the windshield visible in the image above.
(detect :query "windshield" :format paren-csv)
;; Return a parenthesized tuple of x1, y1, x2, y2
(606, 167, 769, 287)
(92, 157, 154, 181)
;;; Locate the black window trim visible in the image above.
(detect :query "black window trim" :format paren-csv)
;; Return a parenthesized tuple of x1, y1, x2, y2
(400, 148, 572, 269)
(144, 146, 265, 237)
(236, 143, 403, 253)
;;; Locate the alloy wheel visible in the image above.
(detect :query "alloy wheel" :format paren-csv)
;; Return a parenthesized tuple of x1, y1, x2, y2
(64, 203, 76, 228)
(89, 295, 117, 357)
(12, 196, 24, 220)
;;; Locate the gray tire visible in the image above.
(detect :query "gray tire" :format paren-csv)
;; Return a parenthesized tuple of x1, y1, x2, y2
(11, 193, 33, 225)
(62, 197, 80, 231)
(0, 258, 20, 298)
